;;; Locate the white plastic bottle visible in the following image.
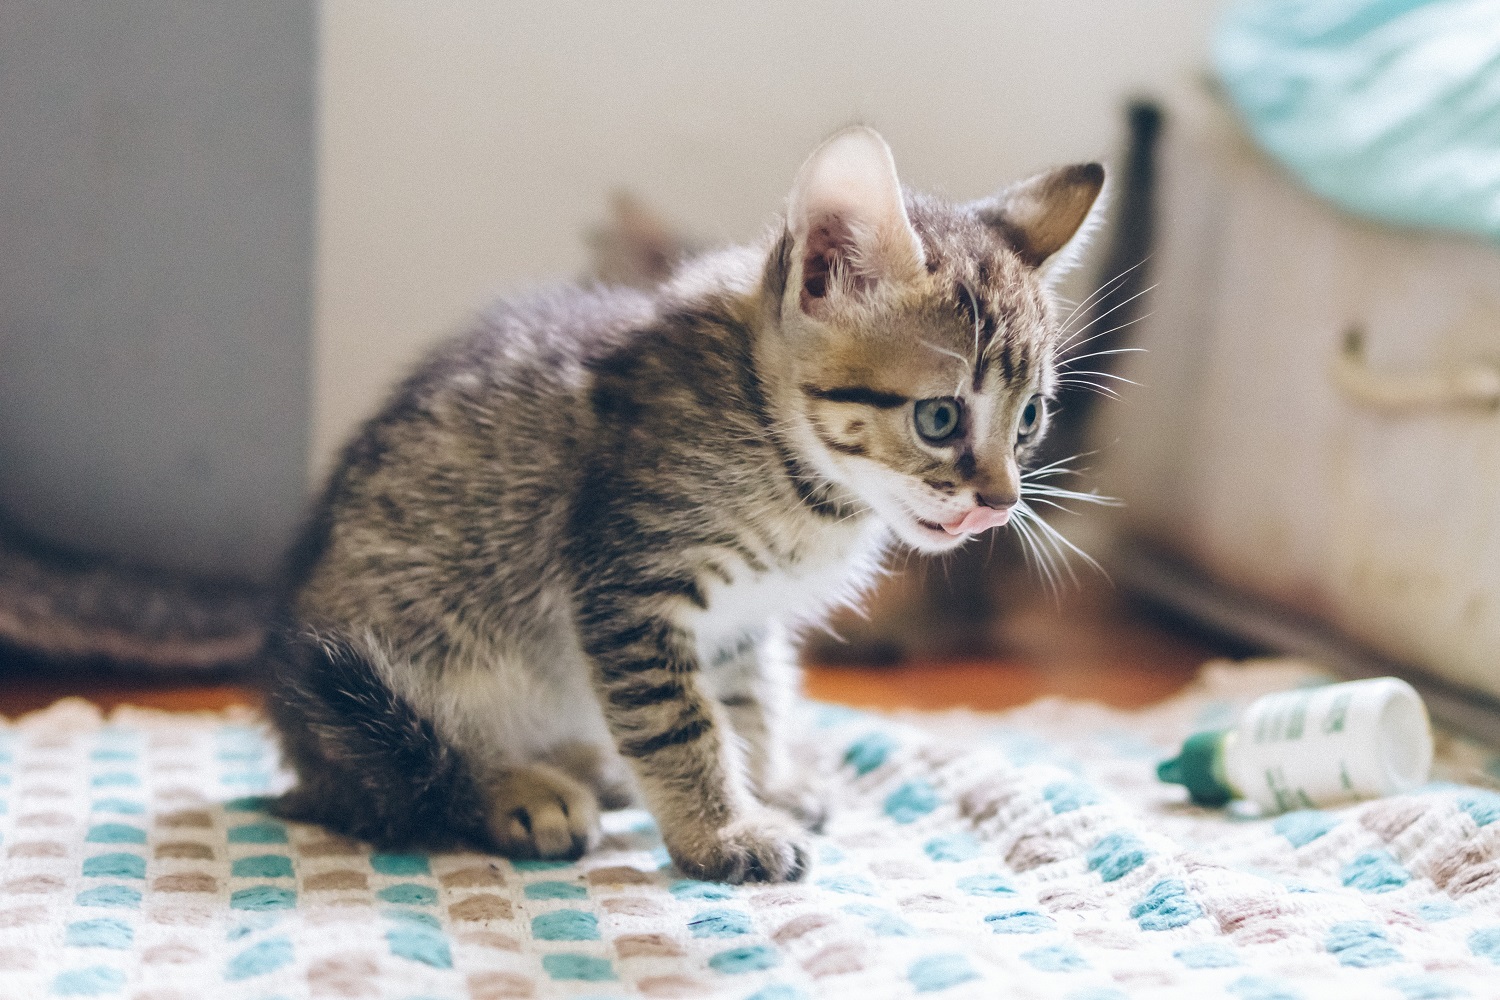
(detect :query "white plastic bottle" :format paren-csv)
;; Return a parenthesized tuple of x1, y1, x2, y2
(1157, 677, 1434, 812)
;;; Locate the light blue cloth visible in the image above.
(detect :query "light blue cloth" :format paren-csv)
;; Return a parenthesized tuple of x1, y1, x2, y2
(1214, 0, 1500, 243)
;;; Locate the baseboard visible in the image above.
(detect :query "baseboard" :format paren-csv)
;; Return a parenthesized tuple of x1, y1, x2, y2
(1112, 538, 1500, 748)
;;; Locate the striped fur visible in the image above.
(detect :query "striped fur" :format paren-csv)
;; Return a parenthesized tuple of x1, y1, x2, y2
(267, 128, 1104, 881)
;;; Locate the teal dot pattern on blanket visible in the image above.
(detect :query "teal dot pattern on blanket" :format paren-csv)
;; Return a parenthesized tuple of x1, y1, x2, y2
(371, 852, 430, 876)
(957, 873, 1016, 896)
(541, 953, 615, 981)
(1417, 900, 1463, 922)
(1042, 778, 1101, 813)
(1021, 944, 1088, 972)
(532, 909, 601, 941)
(231, 855, 295, 878)
(1341, 850, 1411, 893)
(1458, 791, 1500, 827)
(884, 779, 940, 823)
(844, 731, 898, 775)
(1326, 921, 1403, 967)
(1086, 831, 1150, 882)
(377, 883, 436, 905)
(74, 885, 141, 909)
(230, 886, 296, 910)
(385, 923, 452, 968)
(814, 874, 877, 895)
(985, 909, 1056, 933)
(908, 953, 979, 992)
(1470, 927, 1500, 964)
(50, 966, 126, 996)
(227, 822, 287, 844)
(669, 879, 734, 900)
(843, 902, 915, 936)
(1386, 973, 1467, 1000)
(687, 908, 753, 938)
(745, 984, 805, 1000)
(65, 918, 133, 949)
(1175, 941, 1240, 968)
(524, 880, 587, 900)
(924, 832, 980, 861)
(226, 936, 294, 980)
(708, 943, 780, 973)
(1227, 974, 1303, 1000)
(1273, 810, 1340, 847)
(82, 853, 145, 879)
(1129, 879, 1203, 931)
(5, 678, 1500, 998)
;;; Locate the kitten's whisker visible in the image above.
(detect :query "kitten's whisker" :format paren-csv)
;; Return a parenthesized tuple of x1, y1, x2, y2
(1053, 382, 1122, 400)
(1025, 503, 1108, 581)
(1017, 504, 1080, 590)
(1057, 257, 1151, 332)
(961, 282, 982, 367)
(1057, 370, 1140, 386)
(1021, 451, 1099, 481)
(919, 337, 972, 371)
(1058, 311, 1155, 357)
(1022, 486, 1120, 507)
(1058, 284, 1157, 349)
(1022, 496, 1080, 514)
(1056, 258, 1148, 331)
(1058, 347, 1145, 367)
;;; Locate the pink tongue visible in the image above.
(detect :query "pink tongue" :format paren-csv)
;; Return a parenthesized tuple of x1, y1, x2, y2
(942, 506, 1012, 536)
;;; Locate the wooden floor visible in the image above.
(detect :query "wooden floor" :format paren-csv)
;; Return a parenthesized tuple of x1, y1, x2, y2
(0, 585, 1229, 718)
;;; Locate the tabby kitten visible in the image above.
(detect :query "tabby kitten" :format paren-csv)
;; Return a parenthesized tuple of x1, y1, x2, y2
(267, 127, 1104, 883)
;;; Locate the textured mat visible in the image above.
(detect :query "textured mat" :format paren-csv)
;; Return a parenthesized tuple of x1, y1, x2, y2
(0, 660, 1498, 999)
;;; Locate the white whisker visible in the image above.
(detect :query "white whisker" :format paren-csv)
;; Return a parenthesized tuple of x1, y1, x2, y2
(1056, 257, 1149, 332)
(1059, 283, 1157, 349)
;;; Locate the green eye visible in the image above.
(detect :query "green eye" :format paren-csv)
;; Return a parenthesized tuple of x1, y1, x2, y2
(1017, 395, 1044, 440)
(914, 397, 962, 444)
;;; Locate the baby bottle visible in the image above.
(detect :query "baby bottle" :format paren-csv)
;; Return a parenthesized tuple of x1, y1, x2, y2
(1157, 677, 1433, 812)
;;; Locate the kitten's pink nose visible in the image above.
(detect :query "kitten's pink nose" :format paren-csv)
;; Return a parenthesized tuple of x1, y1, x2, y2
(941, 505, 1013, 536)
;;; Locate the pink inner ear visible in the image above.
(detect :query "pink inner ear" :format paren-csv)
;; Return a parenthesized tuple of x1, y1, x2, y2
(801, 222, 839, 306)
(800, 214, 874, 314)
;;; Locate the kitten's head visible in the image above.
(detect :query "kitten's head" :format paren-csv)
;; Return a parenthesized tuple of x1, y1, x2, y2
(768, 127, 1104, 553)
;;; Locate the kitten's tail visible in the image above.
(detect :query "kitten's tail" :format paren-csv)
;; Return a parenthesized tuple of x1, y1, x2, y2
(0, 517, 270, 675)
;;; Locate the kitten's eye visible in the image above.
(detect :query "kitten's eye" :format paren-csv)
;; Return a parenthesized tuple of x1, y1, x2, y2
(913, 397, 963, 444)
(1017, 395, 1044, 441)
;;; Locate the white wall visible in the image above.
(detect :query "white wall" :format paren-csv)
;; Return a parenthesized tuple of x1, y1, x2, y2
(314, 1, 1218, 476)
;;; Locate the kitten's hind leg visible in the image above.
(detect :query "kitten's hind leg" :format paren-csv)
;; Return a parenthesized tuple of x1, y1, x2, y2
(263, 627, 492, 850)
(485, 764, 600, 860)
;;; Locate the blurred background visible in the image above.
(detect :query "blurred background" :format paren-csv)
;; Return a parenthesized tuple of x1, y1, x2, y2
(3, 2, 1498, 730)
(1, 1, 1215, 577)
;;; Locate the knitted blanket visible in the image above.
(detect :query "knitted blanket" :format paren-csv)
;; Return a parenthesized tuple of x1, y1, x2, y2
(1, 660, 1498, 1000)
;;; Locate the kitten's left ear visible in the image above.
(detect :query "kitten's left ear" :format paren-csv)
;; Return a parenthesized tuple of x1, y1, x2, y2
(975, 163, 1106, 275)
(785, 127, 926, 316)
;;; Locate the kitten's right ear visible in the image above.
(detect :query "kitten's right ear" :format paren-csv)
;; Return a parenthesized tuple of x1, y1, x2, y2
(785, 127, 925, 317)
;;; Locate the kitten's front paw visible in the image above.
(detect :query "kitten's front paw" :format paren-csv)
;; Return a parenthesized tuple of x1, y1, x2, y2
(761, 779, 829, 833)
(486, 765, 600, 861)
(668, 813, 810, 884)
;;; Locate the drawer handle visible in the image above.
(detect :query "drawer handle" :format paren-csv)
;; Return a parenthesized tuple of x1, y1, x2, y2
(1333, 326, 1500, 413)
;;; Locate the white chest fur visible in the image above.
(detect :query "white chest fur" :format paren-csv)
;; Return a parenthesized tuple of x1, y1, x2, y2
(683, 516, 890, 666)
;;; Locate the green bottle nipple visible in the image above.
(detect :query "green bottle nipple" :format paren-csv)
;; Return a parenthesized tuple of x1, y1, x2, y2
(1156, 729, 1235, 806)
